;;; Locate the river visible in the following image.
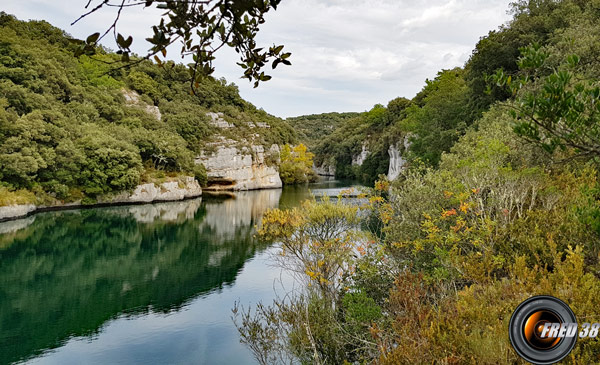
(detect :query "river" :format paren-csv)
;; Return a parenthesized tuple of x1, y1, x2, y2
(0, 179, 359, 365)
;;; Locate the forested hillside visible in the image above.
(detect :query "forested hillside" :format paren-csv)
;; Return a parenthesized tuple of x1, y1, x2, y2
(0, 13, 296, 205)
(237, 1, 600, 363)
(286, 112, 358, 149)
(306, 0, 600, 186)
(306, 67, 472, 185)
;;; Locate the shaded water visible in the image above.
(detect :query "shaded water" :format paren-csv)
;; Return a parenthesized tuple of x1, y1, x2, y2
(0, 180, 356, 364)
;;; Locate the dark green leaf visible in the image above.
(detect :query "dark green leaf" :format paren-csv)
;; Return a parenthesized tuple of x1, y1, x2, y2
(86, 32, 100, 44)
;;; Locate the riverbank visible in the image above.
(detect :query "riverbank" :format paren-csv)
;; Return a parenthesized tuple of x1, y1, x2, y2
(0, 176, 202, 222)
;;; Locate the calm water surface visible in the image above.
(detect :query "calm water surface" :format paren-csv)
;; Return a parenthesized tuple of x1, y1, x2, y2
(0, 179, 358, 365)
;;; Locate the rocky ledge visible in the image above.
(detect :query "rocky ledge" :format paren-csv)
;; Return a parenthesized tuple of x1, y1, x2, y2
(103, 177, 202, 204)
(196, 141, 282, 191)
(0, 176, 202, 222)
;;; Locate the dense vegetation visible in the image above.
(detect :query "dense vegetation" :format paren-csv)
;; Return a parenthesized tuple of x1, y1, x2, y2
(0, 13, 296, 205)
(308, 99, 409, 185)
(286, 112, 358, 149)
(236, 1, 600, 363)
(308, 67, 470, 184)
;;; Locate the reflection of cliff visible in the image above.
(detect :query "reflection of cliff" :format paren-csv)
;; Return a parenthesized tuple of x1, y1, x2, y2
(0, 195, 273, 365)
(108, 198, 204, 223)
(201, 189, 282, 241)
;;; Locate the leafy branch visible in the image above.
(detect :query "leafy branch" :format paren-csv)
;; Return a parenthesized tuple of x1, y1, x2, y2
(492, 43, 600, 160)
(71, 0, 291, 90)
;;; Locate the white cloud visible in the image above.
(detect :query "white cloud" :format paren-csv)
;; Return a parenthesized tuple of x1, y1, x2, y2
(1, 0, 513, 117)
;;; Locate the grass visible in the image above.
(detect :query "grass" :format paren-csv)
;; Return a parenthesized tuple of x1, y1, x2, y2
(0, 187, 37, 206)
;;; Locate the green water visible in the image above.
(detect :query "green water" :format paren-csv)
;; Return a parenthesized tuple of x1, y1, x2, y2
(0, 180, 358, 365)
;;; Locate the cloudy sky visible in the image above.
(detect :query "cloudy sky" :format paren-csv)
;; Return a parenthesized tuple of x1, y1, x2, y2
(2, 0, 513, 118)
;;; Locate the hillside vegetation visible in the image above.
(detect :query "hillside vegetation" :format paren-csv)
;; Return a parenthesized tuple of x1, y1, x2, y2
(307, 0, 600, 185)
(237, 1, 600, 363)
(286, 112, 358, 149)
(0, 13, 296, 205)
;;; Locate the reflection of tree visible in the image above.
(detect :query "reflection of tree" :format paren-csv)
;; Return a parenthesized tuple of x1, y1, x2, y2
(0, 192, 279, 364)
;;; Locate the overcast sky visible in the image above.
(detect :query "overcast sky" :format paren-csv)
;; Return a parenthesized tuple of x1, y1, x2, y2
(2, 0, 513, 118)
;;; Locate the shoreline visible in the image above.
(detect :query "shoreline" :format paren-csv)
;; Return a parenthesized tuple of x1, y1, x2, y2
(0, 186, 286, 223)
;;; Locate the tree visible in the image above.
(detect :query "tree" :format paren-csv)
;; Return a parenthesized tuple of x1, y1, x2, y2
(495, 44, 600, 160)
(403, 68, 470, 166)
(72, 0, 291, 89)
(279, 143, 317, 184)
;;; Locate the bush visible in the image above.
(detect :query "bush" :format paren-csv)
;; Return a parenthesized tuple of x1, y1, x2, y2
(278, 144, 317, 185)
(192, 163, 207, 187)
(76, 131, 143, 195)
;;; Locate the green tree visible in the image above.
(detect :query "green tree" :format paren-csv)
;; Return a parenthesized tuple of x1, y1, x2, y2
(495, 44, 600, 159)
(404, 68, 470, 166)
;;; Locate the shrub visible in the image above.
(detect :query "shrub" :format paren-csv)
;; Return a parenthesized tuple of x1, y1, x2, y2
(279, 144, 317, 185)
(192, 163, 207, 187)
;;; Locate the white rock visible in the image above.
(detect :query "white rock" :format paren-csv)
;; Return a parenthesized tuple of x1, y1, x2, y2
(387, 135, 411, 181)
(109, 176, 202, 203)
(196, 143, 282, 190)
(0, 204, 36, 221)
(255, 121, 270, 128)
(122, 89, 161, 120)
(206, 112, 234, 128)
(352, 142, 369, 166)
(313, 163, 336, 176)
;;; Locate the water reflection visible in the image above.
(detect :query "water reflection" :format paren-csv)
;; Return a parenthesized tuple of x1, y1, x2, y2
(0, 189, 282, 364)
(279, 178, 364, 209)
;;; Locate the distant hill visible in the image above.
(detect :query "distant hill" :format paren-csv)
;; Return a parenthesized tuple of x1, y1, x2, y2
(286, 112, 359, 149)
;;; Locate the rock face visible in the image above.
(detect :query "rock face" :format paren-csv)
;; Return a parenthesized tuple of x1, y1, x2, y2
(105, 176, 202, 203)
(207, 112, 235, 128)
(313, 163, 336, 176)
(122, 89, 162, 120)
(352, 142, 369, 166)
(196, 141, 282, 191)
(0, 177, 202, 222)
(388, 135, 411, 181)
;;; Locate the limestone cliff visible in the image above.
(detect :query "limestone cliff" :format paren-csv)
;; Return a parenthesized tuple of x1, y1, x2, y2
(122, 89, 162, 120)
(352, 142, 369, 166)
(196, 140, 282, 191)
(388, 135, 411, 181)
(103, 176, 202, 204)
(313, 162, 336, 176)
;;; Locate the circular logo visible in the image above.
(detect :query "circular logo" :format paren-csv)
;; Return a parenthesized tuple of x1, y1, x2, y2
(509, 296, 578, 364)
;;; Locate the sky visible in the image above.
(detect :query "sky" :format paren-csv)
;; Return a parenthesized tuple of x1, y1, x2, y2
(2, 0, 514, 118)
